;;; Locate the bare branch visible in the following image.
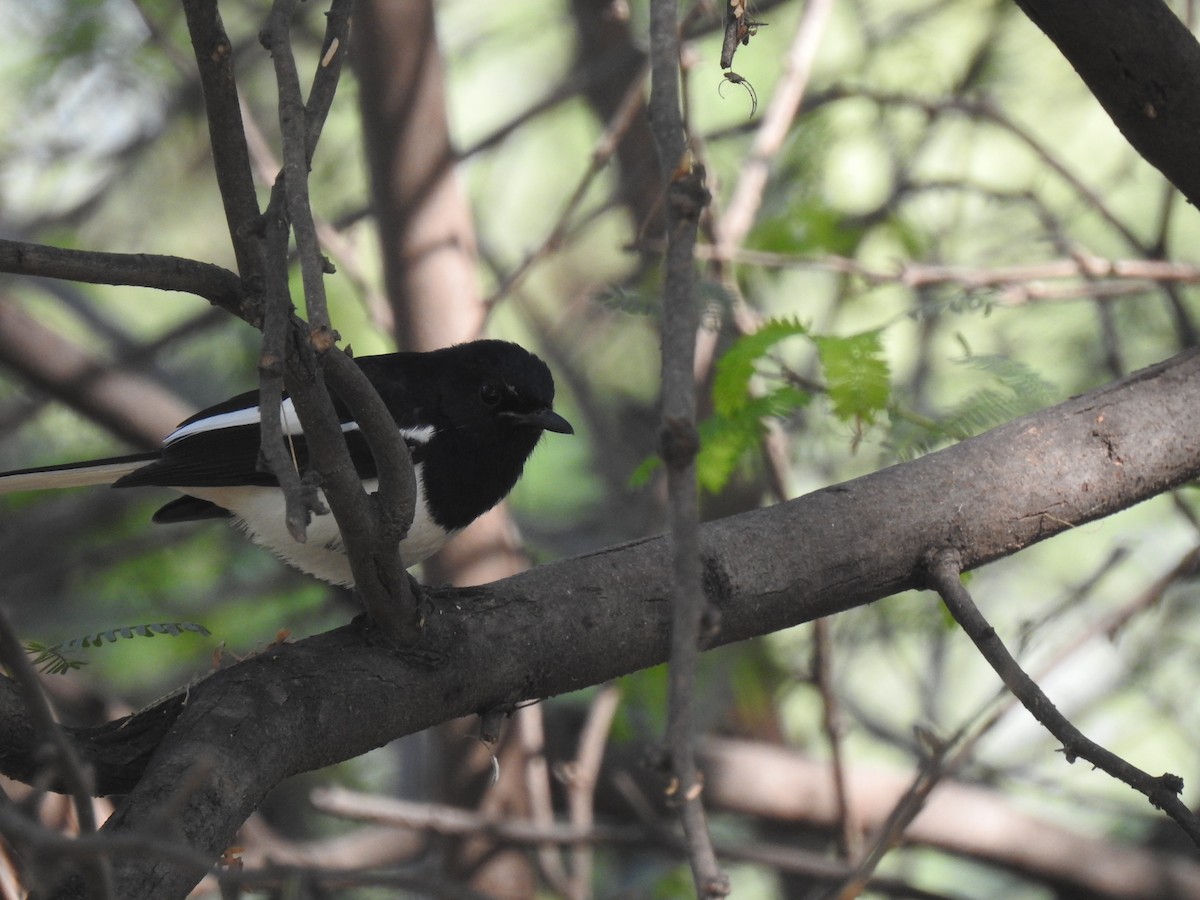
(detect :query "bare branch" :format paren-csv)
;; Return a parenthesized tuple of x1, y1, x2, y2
(181, 0, 266, 292)
(926, 548, 1200, 847)
(0, 241, 243, 317)
(1012, 0, 1200, 210)
(812, 619, 861, 860)
(257, 0, 419, 638)
(258, 184, 326, 543)
(262, 0, 334, 342)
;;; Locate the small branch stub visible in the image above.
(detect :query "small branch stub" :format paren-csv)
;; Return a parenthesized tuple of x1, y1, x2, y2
(659, 416, 700, 469)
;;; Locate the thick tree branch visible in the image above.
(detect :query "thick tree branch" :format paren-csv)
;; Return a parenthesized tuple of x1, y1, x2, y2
(8, 347, 1195, 899)
(1012, 0, 1200, 207)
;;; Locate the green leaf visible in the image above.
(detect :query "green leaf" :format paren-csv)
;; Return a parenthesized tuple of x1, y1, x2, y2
(697, 386, 809, 493)
(632, 318, 812, 493)
(813, 330, 891, 424)
(888, 355, 1057, 458)
(24, 640, 87, 676)
(628, 454, 661, 488)
(628, 386, 810, 494)
(712, 317, 808, 417)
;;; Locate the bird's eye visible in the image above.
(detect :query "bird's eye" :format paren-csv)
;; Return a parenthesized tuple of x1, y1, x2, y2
(480, 383, 501, 407)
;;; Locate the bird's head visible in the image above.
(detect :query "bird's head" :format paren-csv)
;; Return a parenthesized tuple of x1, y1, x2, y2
(434, 340, 574, 440)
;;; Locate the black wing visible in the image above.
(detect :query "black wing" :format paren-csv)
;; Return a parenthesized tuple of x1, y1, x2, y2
(116, 367, 428, 490)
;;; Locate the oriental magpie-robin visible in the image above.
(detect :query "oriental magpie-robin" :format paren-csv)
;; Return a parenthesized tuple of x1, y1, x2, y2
(0, 340, 573, 585)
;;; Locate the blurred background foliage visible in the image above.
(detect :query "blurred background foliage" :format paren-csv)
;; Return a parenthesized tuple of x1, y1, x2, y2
(2, 0, 1200, 897)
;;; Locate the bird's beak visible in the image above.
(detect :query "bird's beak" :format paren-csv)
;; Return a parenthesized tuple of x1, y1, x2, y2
(511, 408, 574, 434)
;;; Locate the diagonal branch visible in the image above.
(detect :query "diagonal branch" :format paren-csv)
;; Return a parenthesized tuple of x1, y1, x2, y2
(925, 547, 1200, 847)
(1013, 0, 1200, 208)
(181, 0, 266, 294)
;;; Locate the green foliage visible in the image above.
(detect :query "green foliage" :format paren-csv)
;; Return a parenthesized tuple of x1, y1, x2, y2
(23, 642, 87, 676)
(697, 386, 810, 492)
(609, 664, 669, 742)
(892, 354, 1058, 458)
(751, 198, 867, 257)
(593, 284, 657, 317)
(700, 319, 814, 491)
(633, 319, 896, 493)
(712, 318, 809, 417)
(812, 330, 891, 425)
(25, 622, 211, 676)
(652, 865, 697, 899)
(704, 321, 890, 491)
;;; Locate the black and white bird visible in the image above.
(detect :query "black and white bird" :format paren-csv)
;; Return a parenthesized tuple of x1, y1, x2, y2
(0, 340, 573, 586)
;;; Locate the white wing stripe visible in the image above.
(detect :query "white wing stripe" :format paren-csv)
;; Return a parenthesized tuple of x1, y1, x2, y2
(166, 400, 436, 446)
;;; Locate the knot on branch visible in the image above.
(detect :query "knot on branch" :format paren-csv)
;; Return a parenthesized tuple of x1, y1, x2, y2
(309, 324, 339, 354)
(667, 163, 711, 221)
(659, 416, 700, 468)
(1152, 772, 1186, 806)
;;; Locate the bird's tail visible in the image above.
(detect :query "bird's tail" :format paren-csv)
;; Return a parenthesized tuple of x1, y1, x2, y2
(0, 453, 159, 494)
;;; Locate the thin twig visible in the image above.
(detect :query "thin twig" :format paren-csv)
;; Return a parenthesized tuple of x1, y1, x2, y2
(926, 547, 1200, 848)
(313, 783, 951, 895)
(181, 0, 265, 291)
(483, 64, 650, 309)
(260, 0, 419, 639)
(258, 183, 326, 543)
(812, 618, 861, 860)
(263, 0, 334, 343)
(823, 739, 952, 900)
(516, 706, 573, 895)
(303, 0, 353, 163)
(239, 91, 393, 331)
(324, 350, 422, 628)
(561, 685, 621, 899)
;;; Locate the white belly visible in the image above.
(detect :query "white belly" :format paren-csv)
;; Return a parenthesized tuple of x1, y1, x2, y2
(183, 475, 453, 586)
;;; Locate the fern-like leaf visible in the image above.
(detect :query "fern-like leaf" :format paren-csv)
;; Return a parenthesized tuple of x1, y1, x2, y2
(713, 317, 808, 416)
(24, 641, 87, 676)
(813, 330, 891, 425)
(25, 622, 212, 675)
(698, 386, 810, 492)
(891, 354, 1057, 457)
